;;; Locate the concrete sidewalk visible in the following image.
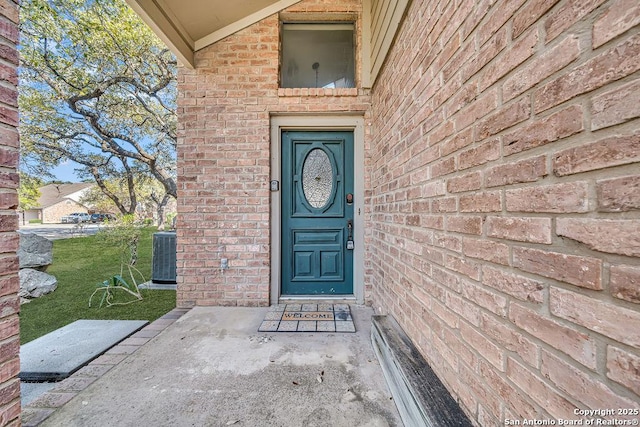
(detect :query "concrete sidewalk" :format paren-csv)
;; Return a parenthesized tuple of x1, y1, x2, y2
(25, 306, 402, 427)
(18, 223, 102, 240)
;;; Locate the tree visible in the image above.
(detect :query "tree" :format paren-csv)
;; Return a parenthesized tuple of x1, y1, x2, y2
(19, 0, 177, 228)
(18, 172, 42, 224)
(80, 172, 176, 223)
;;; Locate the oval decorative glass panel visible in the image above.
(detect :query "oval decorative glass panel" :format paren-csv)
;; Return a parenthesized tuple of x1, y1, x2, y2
(302, 148, 334, 209)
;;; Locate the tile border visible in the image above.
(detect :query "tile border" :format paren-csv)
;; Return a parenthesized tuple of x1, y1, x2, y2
(21, 308, 191, 427)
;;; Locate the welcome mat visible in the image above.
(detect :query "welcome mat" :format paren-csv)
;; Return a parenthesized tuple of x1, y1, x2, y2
(258, 303, 355, 333)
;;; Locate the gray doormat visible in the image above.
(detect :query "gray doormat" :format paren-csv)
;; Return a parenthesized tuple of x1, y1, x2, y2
(258, 303, 355, 332)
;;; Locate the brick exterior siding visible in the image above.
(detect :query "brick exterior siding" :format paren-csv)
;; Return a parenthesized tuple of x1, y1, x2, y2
(176, 0, 639, 424)
(0, 0, 21, 425)
(176, 0, 371, 307)
(369, 0, 640, 424)
(1, 0, 635, 423)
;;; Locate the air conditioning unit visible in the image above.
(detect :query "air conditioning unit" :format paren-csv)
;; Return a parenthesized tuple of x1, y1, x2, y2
(152, 231, 177, 284)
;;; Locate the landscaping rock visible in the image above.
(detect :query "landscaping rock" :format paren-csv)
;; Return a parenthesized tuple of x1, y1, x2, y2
(19, 269, 57, 300)
(18, 233, 53, 270)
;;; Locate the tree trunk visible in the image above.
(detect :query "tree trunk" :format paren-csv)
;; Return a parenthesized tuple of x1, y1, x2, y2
(155, 193, 171, 230)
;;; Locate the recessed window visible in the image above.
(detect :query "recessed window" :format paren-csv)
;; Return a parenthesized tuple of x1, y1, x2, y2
(281, 23, 355, 89)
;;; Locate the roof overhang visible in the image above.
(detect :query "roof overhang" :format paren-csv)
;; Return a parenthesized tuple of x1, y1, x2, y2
(125, 0, 303, 68)
(127, 0, 411, 87)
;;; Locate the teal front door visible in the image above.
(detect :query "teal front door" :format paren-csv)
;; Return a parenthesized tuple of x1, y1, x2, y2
(281, 130, 354, 295)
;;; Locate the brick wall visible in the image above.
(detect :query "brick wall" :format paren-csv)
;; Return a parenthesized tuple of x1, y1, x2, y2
(369, 0, 640, 424)
(176, 0, 370, 307)
(0, 0, 21, 425)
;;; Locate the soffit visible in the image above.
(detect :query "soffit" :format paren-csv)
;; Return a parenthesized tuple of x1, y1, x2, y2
(127, 0, 411, 88)
(126, 0, 303, 68)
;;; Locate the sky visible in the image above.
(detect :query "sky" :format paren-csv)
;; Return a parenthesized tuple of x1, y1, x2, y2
(50, 160, 82, 182)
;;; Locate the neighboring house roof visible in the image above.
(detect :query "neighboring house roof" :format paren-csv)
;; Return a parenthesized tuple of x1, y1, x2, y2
(36, 183, 94, 209)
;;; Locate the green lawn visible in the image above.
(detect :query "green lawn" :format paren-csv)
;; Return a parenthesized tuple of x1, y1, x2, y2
(19, 227, 176, 344)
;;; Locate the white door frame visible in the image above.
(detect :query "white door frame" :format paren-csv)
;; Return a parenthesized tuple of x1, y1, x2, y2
(270, 115, 365, 305)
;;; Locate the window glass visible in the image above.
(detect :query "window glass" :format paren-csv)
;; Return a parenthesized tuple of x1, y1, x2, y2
(302, 148, 334, 209)
(281, 23, 355, 88)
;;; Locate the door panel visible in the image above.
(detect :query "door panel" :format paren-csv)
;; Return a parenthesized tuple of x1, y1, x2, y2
(282, 131, 354, 295)
(292, 229, 344, 281)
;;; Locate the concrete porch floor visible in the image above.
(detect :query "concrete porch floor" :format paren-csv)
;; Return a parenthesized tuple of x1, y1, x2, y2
(23, 306, 403, 427)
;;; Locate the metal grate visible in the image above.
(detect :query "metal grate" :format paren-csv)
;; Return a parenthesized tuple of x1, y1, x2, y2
(151, 232, 177, 284)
